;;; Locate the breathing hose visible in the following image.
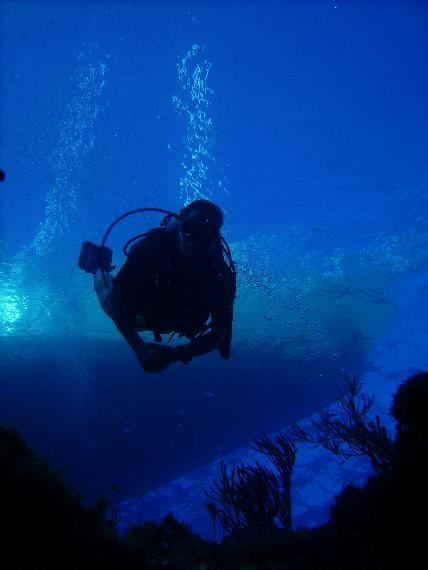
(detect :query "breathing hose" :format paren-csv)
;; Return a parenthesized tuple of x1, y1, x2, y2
(99, 208, 180, 288)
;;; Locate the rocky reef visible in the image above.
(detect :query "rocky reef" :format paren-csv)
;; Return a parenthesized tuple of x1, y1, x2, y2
(1, 371, 426, 569)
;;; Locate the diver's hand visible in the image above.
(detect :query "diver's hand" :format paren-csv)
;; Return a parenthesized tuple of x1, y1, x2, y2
(137, 344, 175, 373)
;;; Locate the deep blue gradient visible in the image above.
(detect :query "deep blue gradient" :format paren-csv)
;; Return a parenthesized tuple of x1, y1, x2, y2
(1, 0, 428, 517)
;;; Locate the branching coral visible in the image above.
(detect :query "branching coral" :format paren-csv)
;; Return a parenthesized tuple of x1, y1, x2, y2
(249, 433, 296, 529)
(205, 434, 296, 541)
(289, 374, 394, 473)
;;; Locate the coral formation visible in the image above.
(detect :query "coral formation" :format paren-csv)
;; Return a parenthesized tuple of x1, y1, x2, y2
(205, 434, 295, 540)
(290, 374, 395, 473)
(1, 371, 426, 569)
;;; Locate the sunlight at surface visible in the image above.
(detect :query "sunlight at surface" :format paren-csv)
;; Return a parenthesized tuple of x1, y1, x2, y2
(0, 284, 26, 334)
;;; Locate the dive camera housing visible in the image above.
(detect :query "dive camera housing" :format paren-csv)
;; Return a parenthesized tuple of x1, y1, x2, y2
(78, 241, 114, 274)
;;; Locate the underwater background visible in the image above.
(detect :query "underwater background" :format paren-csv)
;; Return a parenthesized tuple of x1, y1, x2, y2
(1, 0, 427, 539)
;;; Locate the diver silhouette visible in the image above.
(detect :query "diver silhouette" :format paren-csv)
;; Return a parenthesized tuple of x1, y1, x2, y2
(79, 199, 236, 373)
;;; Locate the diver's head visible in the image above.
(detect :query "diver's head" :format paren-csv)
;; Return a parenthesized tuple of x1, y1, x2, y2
(178, 199, 223, 257)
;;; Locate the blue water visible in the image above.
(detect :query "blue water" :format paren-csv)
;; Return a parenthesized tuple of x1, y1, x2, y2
(1, 0, 428, 530)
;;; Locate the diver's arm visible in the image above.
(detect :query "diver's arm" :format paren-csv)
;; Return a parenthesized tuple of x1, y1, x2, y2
(94, 232, 178, 373)
(113, 294, 234, 370)
(113, 317, 174, 373)
(172, 277, 235, 363)
(112, 317, 145, 354)
(113, 305, 221, 368)
(116, 327, 221, 370)
(172, 330, 223, 363)
(94, 269, 145, 356)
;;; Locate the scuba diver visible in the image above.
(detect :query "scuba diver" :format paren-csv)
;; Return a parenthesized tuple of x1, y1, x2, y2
(78, 199, 236, 373)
